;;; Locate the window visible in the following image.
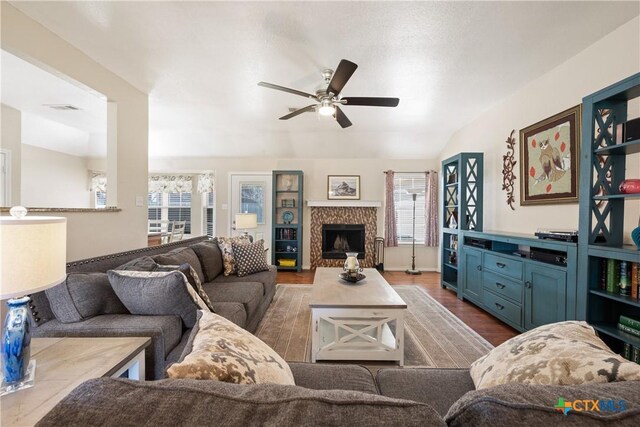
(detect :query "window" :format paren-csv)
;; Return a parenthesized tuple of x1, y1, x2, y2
(148, 192, 192, 234)
(203, 191, 215, 237)
(394, 173, 426, 244)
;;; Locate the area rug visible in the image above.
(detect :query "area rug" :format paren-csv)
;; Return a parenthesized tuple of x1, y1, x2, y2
(255, 285, 494, 368)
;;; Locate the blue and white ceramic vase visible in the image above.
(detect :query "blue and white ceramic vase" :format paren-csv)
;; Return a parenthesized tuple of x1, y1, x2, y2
(2, 296, 32, 384)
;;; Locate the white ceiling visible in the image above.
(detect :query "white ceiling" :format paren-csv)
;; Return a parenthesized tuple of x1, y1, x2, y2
(1, 50, 107, 157)
(9, 1, 639, 159)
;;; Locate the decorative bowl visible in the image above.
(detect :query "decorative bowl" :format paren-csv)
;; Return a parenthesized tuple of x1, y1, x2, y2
(338, 272, 366, 284)
(619, 179, 640, 194)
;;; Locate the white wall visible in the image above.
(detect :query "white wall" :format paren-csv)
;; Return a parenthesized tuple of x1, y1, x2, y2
(2, 4, 149, 261)
(150, 157, 440, 271)
(21, 144, 91, 208)
(439, 16, 640, 241)
(0, 104, 21, 205)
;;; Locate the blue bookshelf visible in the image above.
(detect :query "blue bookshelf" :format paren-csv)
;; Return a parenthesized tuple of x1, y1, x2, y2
(578, 73, 640, 355)
(272, 171, 303, 272)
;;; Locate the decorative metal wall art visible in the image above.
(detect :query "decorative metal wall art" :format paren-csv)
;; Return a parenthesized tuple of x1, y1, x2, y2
(502, 130, 517, 210)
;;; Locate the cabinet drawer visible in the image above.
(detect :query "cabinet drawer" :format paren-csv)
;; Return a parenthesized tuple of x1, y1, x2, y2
(483, 290, 521, 327)
(483, 252, 523, 280)
(482, 270, 522, 303)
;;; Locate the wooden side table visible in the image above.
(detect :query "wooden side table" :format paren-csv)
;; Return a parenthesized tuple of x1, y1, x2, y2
(1, 337, 151, 427)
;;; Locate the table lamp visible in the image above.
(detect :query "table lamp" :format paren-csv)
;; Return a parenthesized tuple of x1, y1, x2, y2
(1, 207, 66, 395)
(234, 212, 258, 242)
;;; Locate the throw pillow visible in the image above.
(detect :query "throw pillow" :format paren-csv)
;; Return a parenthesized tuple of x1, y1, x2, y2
(190, 239, 223, 281)
(154, 263, 216, 312)
(45, 273, 129, 323)
(217, 235, 251, 276)
(107, 270, 211, 328)
(469, 321, 640, 390)
(153, 247, 206, 284)
(115, 256, 158, 271)
(167, 310, 295, 385)
(232, 240, 269, 277)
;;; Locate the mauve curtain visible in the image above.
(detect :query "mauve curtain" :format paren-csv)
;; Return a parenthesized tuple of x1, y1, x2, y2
(384, 170, 398, 247)
(424, 171, 439, 246)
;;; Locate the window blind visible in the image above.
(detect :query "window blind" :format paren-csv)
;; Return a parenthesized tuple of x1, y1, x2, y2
(393, 173, 426, 244)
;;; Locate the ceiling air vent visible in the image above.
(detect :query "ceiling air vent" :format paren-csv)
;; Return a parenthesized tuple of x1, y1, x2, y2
(44, 104, 80, 111)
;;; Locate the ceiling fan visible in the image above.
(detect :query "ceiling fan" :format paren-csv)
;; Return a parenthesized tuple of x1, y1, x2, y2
(258, 59, 399, 128)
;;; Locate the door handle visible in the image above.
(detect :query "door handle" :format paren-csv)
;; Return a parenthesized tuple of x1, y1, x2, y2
(525, 281, 532, 289)
(494, 302, 505, 310)
(496, 262, 506, 268)
(495, 282, 506, 289)
(476, 265, 482, 271)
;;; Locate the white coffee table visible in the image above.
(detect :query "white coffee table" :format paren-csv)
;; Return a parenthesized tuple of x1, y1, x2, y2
(310, 267, 407, 365)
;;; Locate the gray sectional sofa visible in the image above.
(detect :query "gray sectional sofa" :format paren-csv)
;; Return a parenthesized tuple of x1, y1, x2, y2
(38, 363, 640, 426)
(30, 236, 276, 380)
(29, 237, 640, 425)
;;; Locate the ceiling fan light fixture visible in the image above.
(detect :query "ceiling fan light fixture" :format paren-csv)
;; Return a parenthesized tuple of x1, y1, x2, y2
(318, 99, 335, 116)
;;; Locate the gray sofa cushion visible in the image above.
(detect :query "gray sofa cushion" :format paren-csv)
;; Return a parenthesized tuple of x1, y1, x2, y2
(209, 301, 247, 329)
(190, 240, 223, 281)
(108, 270, 206, 328)
(37, 378, 445, 427)
(289, 362, 378, 394)
(445, 381, 640, 426)
(116, 256, 157, 271)
(45, 273, 129, 323)
(212, 265, 277, 296)
(153, 247, 205, 284)
(32, 314, 182, 380)
(377, 368, 475, 416)
(203, 281, 262, 319)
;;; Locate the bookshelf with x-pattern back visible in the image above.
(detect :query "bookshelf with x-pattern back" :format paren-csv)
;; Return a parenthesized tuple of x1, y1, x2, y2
(441, 152, 484, 295)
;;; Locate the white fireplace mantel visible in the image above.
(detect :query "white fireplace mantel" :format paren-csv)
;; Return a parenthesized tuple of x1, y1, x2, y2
(306, 200, 382, 208)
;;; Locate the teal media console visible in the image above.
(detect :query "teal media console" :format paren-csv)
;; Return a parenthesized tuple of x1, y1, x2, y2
(458, 230, 578, 332)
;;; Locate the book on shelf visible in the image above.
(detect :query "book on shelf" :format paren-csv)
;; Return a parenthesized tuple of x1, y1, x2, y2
(619, 315, 640, 331)
(606, 259, 619, 294)
(617, 322, 640, 338)
(601, 260, 639, 299)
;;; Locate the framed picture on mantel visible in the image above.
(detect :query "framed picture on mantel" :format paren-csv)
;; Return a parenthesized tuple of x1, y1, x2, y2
(519, 105, 581, 205)
(328, 175, 360, 200)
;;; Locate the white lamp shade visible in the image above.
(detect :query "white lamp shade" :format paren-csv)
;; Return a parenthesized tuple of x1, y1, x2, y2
(235, 213, 258, 230)
(1, 216, 67, 299)
(406, 188, 425, 195)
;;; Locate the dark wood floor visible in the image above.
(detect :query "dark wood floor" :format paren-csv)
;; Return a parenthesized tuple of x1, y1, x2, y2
(277, 269, 519, 347)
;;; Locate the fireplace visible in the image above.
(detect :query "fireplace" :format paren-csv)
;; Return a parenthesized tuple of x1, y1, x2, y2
(322, 224, 365, 259)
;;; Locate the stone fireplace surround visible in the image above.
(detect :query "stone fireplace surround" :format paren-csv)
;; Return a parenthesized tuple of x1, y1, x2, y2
(309, 206, 377, 268)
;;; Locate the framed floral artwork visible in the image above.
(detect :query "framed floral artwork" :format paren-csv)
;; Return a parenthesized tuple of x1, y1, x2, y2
(519, 105, 581, 205)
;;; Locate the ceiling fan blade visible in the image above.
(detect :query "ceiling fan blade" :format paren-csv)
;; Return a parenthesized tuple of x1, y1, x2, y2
(341, 97, 400, 107)
(327, 59, 358, 96)
(258, 82, 316, 99)
(279, 104, 316, 120)
(334, 106, 352, 128)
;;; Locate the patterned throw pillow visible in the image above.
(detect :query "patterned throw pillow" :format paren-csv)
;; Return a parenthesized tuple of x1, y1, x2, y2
(167, 310, 295, 385)
(469, 321, 640, 390)
(153, 263, 215, 312)
(232, 240, 269, 277)
(217, 235, 251, 276)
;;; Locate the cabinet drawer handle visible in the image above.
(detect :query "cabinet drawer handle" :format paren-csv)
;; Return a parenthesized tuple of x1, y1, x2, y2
(476, 265, 482, 271)
(494, 302, 505, 310)
(495, 282, 506, 289)
(525, 281, 532, 289)
(496, 262, 506, 268)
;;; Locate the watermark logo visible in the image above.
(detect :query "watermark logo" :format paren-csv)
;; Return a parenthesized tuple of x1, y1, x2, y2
(554, 398, 627, 416)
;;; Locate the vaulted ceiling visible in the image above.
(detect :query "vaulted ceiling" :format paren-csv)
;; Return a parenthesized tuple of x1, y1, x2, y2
(8, 1, 639, 159)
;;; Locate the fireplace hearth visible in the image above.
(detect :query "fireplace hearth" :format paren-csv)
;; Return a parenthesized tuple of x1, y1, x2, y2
(322, 224, 365, 259)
